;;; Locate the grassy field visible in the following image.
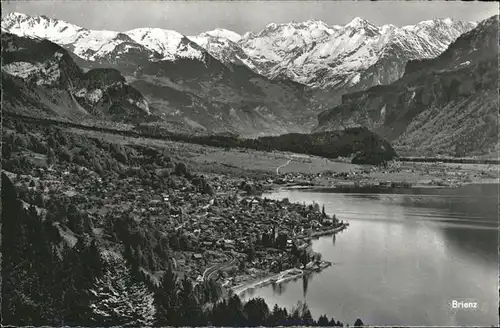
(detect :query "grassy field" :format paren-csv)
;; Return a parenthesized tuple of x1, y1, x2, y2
(68, 127, 499, 187)
(68, 127, 361, 175)
(192, 148, 360, 174)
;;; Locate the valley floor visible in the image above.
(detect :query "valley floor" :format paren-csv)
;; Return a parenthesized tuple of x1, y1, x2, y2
(68, 126, 499, 189)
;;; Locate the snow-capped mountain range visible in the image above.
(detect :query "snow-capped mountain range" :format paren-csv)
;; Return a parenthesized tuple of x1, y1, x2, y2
(1, 12, 206, 62)
(2, 12, 476, 92)
(240, 17, 477, 90)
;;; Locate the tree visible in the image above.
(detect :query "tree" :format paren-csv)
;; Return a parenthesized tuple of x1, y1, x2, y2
(174, 162, 189, 177)
(329, 317, 341, 326)
(90, 261, 155, 326)
(354, 318, 364, 327)
(291, 242, 299, 258)
(302, 308, 314, 326)
(58, 146, 73, 162)
(226, 295, 246, 326)
(3, 142, 12, 159)
(290, 305, 301, 325)
(179, 275, 203, 326)
(299, 249, 310, 268)
(208, 279, 221, 303)
(269, 304, 283, 326)
(238, 260, 246, 272)
(115, 150, 128, 164)
(313, 202, 320, 213)
(318, 314, 329, 326)
(243, 297, 270, 326)
(278, 233, 289, 249)
(246, 245, 256, 262)
(454, 144, 466, 158)
(179, 233, 191, 251)
(67, 204, 84, 235)
(154, 262, 179, 326)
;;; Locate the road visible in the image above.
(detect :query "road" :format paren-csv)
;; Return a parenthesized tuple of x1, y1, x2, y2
(276, 159, 292, 175)
(202, 253, 237, 281)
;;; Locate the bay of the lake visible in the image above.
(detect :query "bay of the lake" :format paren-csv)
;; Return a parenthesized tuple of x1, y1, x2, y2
(241, 184, 499, 326)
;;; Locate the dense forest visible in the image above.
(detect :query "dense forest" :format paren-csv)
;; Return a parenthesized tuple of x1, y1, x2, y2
(1, 118, 365, 326)
(137, 124, 398, 166)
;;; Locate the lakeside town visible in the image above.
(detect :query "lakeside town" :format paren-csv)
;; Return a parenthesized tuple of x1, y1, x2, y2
(3, 125, 350, 297)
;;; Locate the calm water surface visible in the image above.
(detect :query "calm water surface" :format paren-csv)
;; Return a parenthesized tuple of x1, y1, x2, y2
(241, 184, 499, 326)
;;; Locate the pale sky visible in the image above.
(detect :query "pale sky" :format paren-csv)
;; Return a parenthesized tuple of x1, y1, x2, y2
(1, 0, 498, 36)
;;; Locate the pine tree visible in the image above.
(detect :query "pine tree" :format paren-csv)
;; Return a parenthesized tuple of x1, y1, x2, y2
(227, 294, 246, 327)
(243, 297, 270, 326)
(318, 314, 329, 326)
(47, 147, 56, 165)
(89, 260, 155, 326)
(154, 262, 179, 326)
(179, 274, 204, 325)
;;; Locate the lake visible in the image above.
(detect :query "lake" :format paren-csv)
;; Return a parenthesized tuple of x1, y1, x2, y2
(240, 184, 499, 326)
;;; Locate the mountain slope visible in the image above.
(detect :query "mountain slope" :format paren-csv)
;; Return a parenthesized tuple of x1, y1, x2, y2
(188, 31, 259, 70)
(2, 32, 150, 122)
(315, 15, 499, 157)
(127, 56, 316, 136)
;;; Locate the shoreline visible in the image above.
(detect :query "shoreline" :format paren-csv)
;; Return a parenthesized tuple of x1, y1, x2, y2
(227, 174, 499, 298)
(266, 177, 499, 193)
(228, 223, 349, 297)
(307, 223, 349, 239)
(231, 261, 333, 297)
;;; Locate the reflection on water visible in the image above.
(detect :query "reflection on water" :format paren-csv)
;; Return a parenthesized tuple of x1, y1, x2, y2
(302, 274, 313, 298)
(241, 184, 499, 326)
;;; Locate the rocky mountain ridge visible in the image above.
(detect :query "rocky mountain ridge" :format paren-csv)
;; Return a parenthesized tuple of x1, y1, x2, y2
(2, 32, 151, 122)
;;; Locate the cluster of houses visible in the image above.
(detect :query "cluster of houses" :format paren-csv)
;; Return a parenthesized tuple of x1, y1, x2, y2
(13, 160, 342, 283)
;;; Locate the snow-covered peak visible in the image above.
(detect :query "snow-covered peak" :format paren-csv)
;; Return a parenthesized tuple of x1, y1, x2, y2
(345, 17, 377, 30)
(293, 20, 340, 34)
(442, 18, 454, 25)
(342, 17, 380, 37)
(124, 27, 204, 60)
(199, 28, 242, 43)
(345, 17, 364, 28)
(252, 19, 340, 39)
(242, 31, 253, 40)
(417, 18, 455, 27)
(1, 11, 87, 44)
(265, 22, 278, 30)
(403, 18, 476, 31)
